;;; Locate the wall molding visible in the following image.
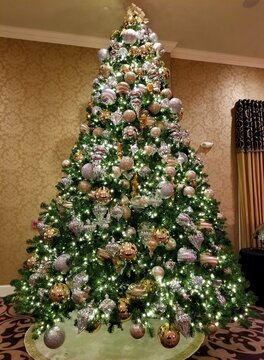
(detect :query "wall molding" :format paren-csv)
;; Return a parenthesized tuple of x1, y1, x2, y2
(171, 47, 264, 69)
(0, 285, 14, 297)
(1, 24, 264, 68)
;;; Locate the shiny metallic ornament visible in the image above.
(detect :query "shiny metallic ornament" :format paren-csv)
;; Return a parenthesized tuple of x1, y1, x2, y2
(54, 254, 70, 273)
(151, 266, 164, 281)
(98, 48, 109, 62)
(123, 28, 138, 44)
(119, 242, 138, 261)
(99, 295, 116, 315)
(169, 97, 183, 114)
(177, 247, 197, 263)
(49, 283, 70, 303)
(130, 323, 145, 339)
(158, 323, 180, 348)
(44, 326, 65, 349)
(81, 163, 93, 180)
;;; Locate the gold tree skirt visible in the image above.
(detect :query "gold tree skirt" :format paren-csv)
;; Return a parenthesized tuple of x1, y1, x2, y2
(24, 318, 204, 360)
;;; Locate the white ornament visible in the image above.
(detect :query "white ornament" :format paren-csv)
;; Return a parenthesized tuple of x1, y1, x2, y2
(169, 97, 182, 114)
(123, 29, 138, 44)
(98, 48, 109, 62)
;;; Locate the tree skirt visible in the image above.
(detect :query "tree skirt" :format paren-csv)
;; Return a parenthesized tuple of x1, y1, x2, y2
(24, 318, 204, 360)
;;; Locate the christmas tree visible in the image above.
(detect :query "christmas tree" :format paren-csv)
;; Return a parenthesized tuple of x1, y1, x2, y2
(7, 3, 255, 350)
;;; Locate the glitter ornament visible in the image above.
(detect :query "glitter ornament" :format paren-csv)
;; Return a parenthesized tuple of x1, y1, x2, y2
(177, 247, 197, 263)
(154, 228, 169, 243)
(76, 304, 96, 333)
(120, 156, 134, 170)
(78, 180, 91, 193)
(44, 326, 65, 349)
(169, 97, 182, 114)
(67, 218, 83, 235)
(99, 295, 116, 315)
(123, 28, 138, 44)
(188, 231, 204, 250)
(49, 283, 70, 303)
(158, 323, 180, 349)
(54, 254, 70, 273)
(119, 242, 138, 261)
(98, 48, 109, 62)
(123, 109, 136, 122)
(81, 163, 93, 180)
(130, 323, 145, 339)
(99, 64, 113, 78)
(160, 181, 174, 198)
(94, 187, 112, 202)
(110, 205, 123, 220)
(151, 266, 165, 281)
(25, 253, 39, 269)
(183, 186, 196, 197)
(176, 310, 191, 338)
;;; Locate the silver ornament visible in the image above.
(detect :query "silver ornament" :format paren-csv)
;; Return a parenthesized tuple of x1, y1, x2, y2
(67, 218, 84, 235)
(176, 213, 192, 227)
(60, 176, 72, 188)
(29, 273, 41, 285)
(44, 326, 65, 349)
(118, 47, 128, 60)
(175, 310, 191, 338)
(110, 205, 123, 220)
(169, 97, 183, 114)
(81, 163, 94, 180)
(76, 304, 96, 333)
(169, 279, 182, 291)
(54, 254, 71, 273)
(177, 247, 197, 263)
(188, 231, 204, 250)
(165, 260, 176, 271)
(105, 239, 121, 256)
(98, 48, 109, 62)
(99, 295, 116, 315)
(159, 181, 174, 199)
(123, 29, 138, 44)
(70, 271, 89, 290)
(111, 110, 123, 125)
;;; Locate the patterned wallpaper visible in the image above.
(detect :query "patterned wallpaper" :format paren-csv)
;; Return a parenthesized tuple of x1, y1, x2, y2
(1, 37, 264, 284)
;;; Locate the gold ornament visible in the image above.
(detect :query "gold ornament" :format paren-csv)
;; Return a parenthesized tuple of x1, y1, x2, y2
(124, 3, 148, 25)
(140, 279, 154, 293)
(24, 253, 39, 269)
(72, 288, 89, 304)
(118, 298, 131, 321)
(94, 187, 112, 203)
(43, 228, 60, 243)
(140, 45, 148, 55)
(120, 64, 130, 73)
(146, 238, 158, 257)
(49, 283, 70, 303)
(80, 123, 89, 133)
(101, 110, 111, 121)
(99, 64, 112, 78)
(158, 323, 180, 348)
(130, 46, 140, 56)
(119, 242, 138, 261)
(146, 83, 154, 92)
(131, 174, 138, 198)
(208, 323, 218, 334)
(116, 141, 123, 159)
(78, 180, 91, 193)
(97, 248, 112, 261)
(154, 229, 169, 244)
(136, 67, 143, 76)
(122, 206, 131, 220)
(73, 150, 84, 161)
(127, 283, 147, 299)
(121, 179, 130, 189)
(111, 29, 120, 39)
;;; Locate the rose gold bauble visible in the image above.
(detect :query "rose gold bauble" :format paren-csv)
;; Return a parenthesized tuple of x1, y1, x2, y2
(49, 283, 70, 303)
(208, 323, 218, 334)
(93, 127, 104, 137)
(165, 166, 176, 177)
(158, 323, 180, 349)
(78, 180, 91, 193)
(122, 206, 131, 220)
(119, 242, 138, 261)
(124, 71, 136, 84)
(112, 166, 121, 177)
(120, 156, 134, 170)
(185, 170, 197, 180)
(161, 88, 172, 99)
(130, 323, 145, 339)
(62, 159, 71, 168)
(149, 102, 161, 115)
(183, 186, 196, 197)
(150, 127, 161, 138)
(123, 109, 136, 123)
(121, 179, 130, 189)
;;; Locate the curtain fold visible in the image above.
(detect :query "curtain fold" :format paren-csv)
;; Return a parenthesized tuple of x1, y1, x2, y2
(235, 100, 264, 248)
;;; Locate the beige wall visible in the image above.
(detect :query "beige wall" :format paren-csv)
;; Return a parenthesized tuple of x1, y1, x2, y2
(1, 37, 264, 284)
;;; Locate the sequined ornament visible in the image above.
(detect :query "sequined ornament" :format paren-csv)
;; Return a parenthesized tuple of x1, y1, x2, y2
(54, 254, 71, 273)
(175, 309, 191, 337)
(49, 283, 70, 303)
(154, 228, 169, 244)
(188, 231, 204, 250)
(67, 218, 84, 235)
(99, 295, 116, 315)
(44, 326, 65, 349)
(94, 187, 112, 203)
(43, 228, 60, 243)
(158, 323, 180, 348)
(130, 323, 145, 339)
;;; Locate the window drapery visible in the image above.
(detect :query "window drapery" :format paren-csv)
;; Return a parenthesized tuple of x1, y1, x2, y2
(235, 99, 264, 248)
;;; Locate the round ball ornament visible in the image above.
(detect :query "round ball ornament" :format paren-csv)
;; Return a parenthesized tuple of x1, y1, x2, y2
(25, 253, 39, 269)
(161, 88, 172, 99)
(44, 326, 65, 349)
(183, 186, 195, 197)
(123, 29, 138, 44)
(122, 206, 131, 220)
(119, 242, 138, 261)
(78, 180, 91, 193)
(81, 163, 93, 180)
(98, 48, 109, 62)
(160, 181, 174, 199)
(165, 238, 177, 250)
(61, 159, 71, 168)
(151, 266, 165, 281)
(49, 283, 70, 303)
(149, 102, 161, 115)
(204, 188, 214, 198)
(169, 97, 183, 114)
(124, 71, 136, 84)
(150, 127, 161, 138)
(185, 170, 197, 180)
(112, 166, 121, 177)
(130, 323, 145, 339)
(125, 226, 137, 237)
(54, 254, 70, 273)
(120, 156, 134, 171)
(93, 127, 104, 137)
(123, 109, 136, 123)
(158, 323, 180, 348)
(165, 166, 176, 177)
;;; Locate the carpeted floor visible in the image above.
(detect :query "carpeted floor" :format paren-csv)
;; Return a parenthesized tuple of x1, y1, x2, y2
(0, 297, 264, 360)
